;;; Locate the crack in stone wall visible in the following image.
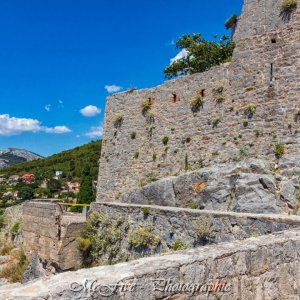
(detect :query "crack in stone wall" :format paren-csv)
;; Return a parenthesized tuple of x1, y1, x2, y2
(22, 201, 85, 271)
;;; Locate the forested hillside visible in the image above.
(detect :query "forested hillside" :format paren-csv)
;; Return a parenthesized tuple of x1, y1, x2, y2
(1, 140, 101, 182)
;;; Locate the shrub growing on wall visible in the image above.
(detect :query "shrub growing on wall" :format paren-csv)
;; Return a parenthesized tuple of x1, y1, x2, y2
(190, 96, 204, 113)
(281, 0, 297, 12)
(162, 136, 169, 145)
(77, 212, 127, 266)
(224, 14, 238, 29)
(275, 143, 285, 158)
(128, 227, 161, 250)
(193, 217, 214, 243)
(113, 113, 123, 128)
(140, 100, 151, 115)
(294, 109, 300, 122)
(244, 103, 256, 118)
(281, 0, 297, 21)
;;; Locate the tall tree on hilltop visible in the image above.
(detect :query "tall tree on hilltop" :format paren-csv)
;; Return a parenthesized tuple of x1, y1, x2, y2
(164, 34, 235, 79)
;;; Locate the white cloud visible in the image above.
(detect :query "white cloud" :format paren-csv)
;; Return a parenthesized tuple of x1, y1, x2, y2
(80, 105, 101, 117)
(0, 114, 71, 136)
(166, 39, 175, 46)
(0, 114, 41, 136)
(85, 125, 103, 138)
(45, 104, 51, 112)
(43, 126, 71, 134)
(104, 85, 122, 93)
(58, 100, 64, 108)
(170, 49, 189, 64)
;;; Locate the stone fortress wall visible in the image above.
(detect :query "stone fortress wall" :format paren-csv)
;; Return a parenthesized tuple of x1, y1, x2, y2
(22, 201, 85, 271)
(96, 0, 300, 203)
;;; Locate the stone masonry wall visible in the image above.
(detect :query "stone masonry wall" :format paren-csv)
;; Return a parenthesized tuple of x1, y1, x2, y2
(1, 228, 300, 299)
(22, 201, 85, 271)
(90, 201, 300, 259)
(234, 0, 299, 39)
(97, 0, 300, 202)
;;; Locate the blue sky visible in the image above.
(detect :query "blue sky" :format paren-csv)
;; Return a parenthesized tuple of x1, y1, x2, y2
(0, 0, 243, 157)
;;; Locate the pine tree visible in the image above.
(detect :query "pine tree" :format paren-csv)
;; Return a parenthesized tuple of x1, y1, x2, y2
(77, 164, 94, 204)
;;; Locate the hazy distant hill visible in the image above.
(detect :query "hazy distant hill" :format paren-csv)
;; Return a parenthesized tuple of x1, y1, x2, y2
(0, 148, 43, 169)
(1, 140, 102, 181)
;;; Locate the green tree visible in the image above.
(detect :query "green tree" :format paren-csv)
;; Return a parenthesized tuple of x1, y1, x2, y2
(47, 179, 61, 193)
(19, 186, 34, 200)
(164, 34, 235, 79)
(77, 165, 94, 204)
(34, 187, 51, 198)
(14, 181, 26, 191)
(69, 160, 76, 171)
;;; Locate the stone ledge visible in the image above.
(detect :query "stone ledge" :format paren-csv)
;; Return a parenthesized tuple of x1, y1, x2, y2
(1, 228, 299, 299)
(91, 202, 300, 226)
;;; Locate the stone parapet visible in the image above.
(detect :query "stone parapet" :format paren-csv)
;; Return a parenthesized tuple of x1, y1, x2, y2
(88, 202, 300, 259)
(1, 228, 300, 299)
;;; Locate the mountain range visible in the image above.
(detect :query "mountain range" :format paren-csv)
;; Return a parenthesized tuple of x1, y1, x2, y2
(0, 148, 43, 169)
(1, 140, 101, 181)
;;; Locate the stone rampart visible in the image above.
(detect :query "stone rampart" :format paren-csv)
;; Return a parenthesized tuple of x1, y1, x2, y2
(22, 201, 85, 271)
(1, 228, 300, 299)
(90, 202, 300, 253)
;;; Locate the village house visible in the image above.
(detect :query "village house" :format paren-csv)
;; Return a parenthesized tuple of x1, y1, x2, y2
(8, 175, 20, 185)
(67, 182, 80, 193)
(40, 180, 48, 189)
(2, 190, 19, 199)
(54, 170, 63, 180)
(22, 173, 35, 184)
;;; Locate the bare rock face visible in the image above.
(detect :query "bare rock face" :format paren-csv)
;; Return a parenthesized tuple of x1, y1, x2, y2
(122, 177, 177, 207)
(280, 179, 298, 210)
(232, 173, 279, 213)
(278, 154, 300, 176)
(22, 252, 48, 283)
(0, 148, 43, 169)
(120, 158, 299, 214)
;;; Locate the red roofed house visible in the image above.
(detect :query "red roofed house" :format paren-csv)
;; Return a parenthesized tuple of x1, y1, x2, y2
(22, 173, 35, 184)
